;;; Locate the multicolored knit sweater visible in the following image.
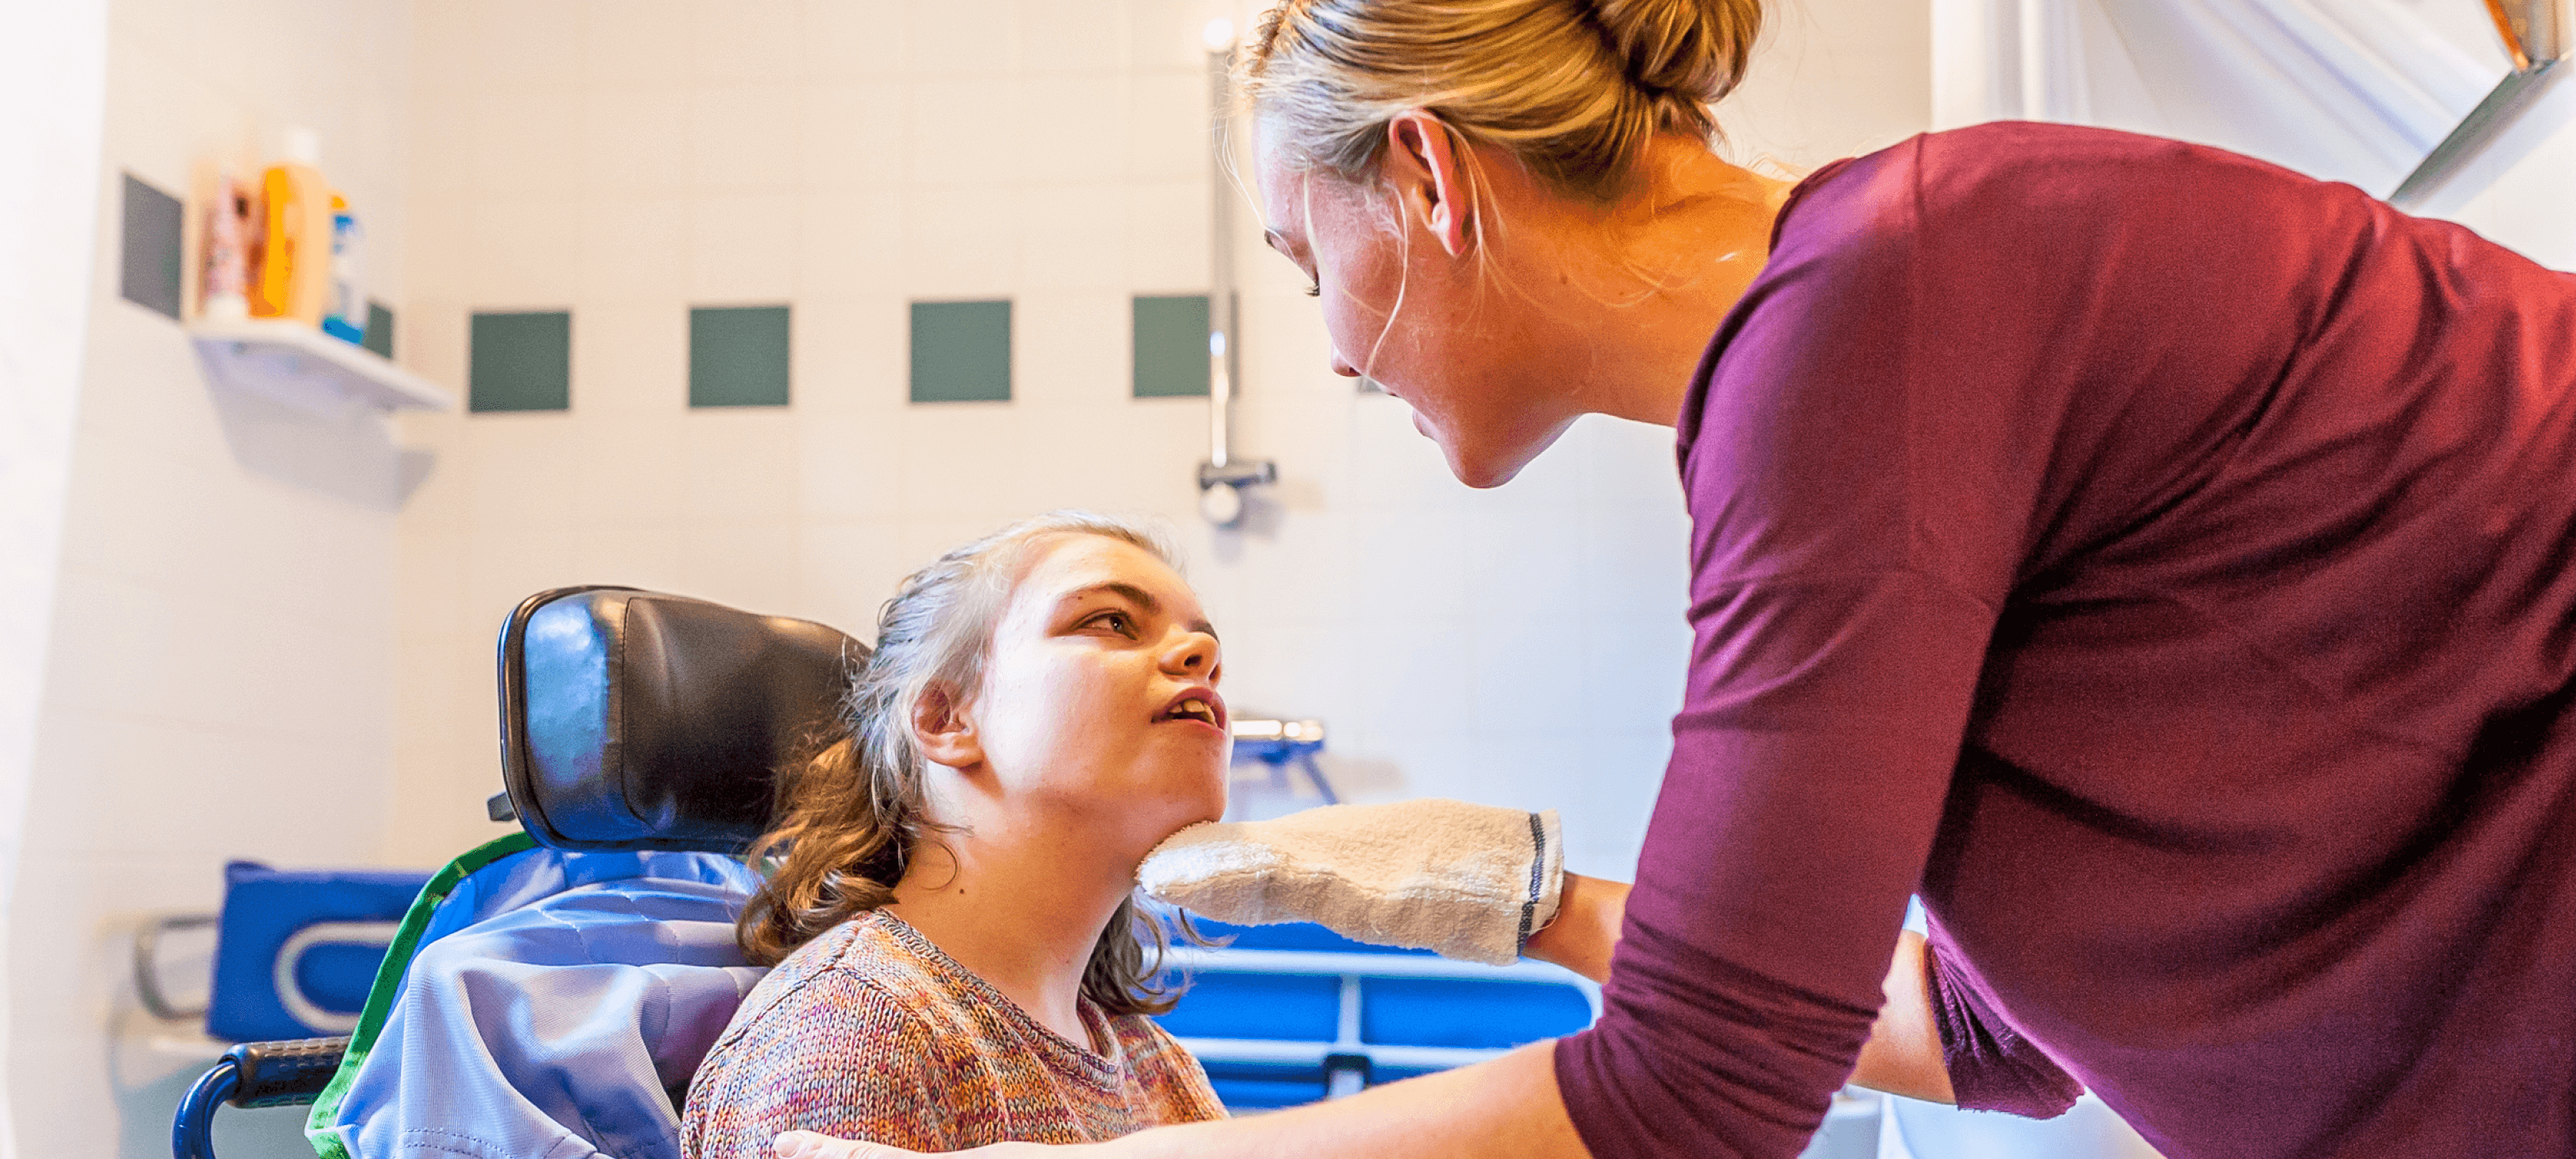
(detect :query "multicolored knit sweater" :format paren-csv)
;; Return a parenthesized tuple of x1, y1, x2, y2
(680, 909, 1224, 1157)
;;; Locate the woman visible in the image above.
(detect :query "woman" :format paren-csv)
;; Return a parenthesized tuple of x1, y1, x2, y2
(778, 0, 2576, 1156)
(681, 513, 1231, 1155)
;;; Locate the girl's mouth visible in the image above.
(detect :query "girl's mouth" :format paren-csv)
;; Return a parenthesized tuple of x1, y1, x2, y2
(1155, 689, 1227, 729)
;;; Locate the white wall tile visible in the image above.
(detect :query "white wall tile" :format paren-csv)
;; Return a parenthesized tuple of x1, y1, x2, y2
(681, 518, 804, 612)
(797, 188, 904, 297)
(581, 0, 692, 88)
(791, 293, 907, 412)
(573, 518, 691, 595)
(686, 192, 798, 301)
(689, 0, 801, 84)
(471, 0, 584, 94)
(471, 89, 583, 198)
(797, 0, 909, 84)
(1025, 2, 1131, 75)
(681, 410, 801, 524)
(573, 413, 689, 514)
(1127, 70, 1209, 182)
(908, 0, 1022, 78)
(1127, 0, 1214, 75)
(689, 84, 800, 192)
(1018, 183, 1131, 290)
(797, 517, 914, 634)
(578, 86, 690, 197)
(578, 199, 692, 305)
(468, 195, 582, 306)
(801, 84, 905, 188)
(901, 184, 1019, 297)
(801, 413, 906, 521)
(1122, 179, 1207, 291)
(1011, 288, 1125, 405)
(909, 78, 1026, 189)
(1021, 76, 1131, 184)
(895, 405, 1026, 517)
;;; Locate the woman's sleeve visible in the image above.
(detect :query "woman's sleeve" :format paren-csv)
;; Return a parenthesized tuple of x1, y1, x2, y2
(1923, 921, 2081, 1116)
(681, 975, 956, 1158)
(1552, 140, 2071, 1158)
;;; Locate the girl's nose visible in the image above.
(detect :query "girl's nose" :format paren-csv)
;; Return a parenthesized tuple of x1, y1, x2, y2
(1163, 630, 1220, 676)
(1329, 351, 1362, 378)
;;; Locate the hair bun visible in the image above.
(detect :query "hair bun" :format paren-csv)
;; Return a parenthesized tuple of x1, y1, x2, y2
(1581, 0, 1757, 107)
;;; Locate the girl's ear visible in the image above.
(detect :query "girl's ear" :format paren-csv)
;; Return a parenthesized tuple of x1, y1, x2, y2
(1383, 110, 1474, 259)
(913, 684, 983, 771)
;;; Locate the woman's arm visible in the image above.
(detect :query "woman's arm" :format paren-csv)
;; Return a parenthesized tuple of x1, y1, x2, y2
(776, 1042, 1587, 1159)
(1526, 874, 1953, 1104)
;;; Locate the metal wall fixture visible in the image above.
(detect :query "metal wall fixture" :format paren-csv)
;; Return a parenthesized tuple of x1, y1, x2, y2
(2390, 0, 2574, 206)
(1198, 18, 1278, 528)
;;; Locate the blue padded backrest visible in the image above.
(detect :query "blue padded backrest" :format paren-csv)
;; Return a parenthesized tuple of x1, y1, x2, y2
(1360, 976, 1595, 1049)
(208, 861, 433, 1042)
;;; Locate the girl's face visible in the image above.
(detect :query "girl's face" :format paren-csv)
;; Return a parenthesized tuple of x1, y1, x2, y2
(1255, 123, 1583, 488)
(941, 533, 1230, 855)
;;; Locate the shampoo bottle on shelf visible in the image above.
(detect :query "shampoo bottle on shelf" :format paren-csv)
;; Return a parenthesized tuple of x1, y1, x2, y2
(200, 169, 252, 321)
(248, 128, 333, 324)
(320, 193, 367, 345)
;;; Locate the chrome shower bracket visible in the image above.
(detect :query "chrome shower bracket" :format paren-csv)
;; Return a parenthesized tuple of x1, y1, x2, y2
(1200, 29, 1277, 528)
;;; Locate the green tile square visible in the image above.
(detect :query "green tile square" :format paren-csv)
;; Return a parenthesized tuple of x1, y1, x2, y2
(120, 173, 184, 320)
(1133, 294, 1211, 398)
(910, 300, 1011, 403)
(690, 304, 792, 408)
(363, 300, 396, 359)
(470, 310, 572, 413)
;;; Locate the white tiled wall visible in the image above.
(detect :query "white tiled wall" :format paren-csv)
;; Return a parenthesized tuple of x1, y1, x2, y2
(8, 0, 415, 1154)
(0, 3, 113, 1153)
(387, 0, 1931, 875)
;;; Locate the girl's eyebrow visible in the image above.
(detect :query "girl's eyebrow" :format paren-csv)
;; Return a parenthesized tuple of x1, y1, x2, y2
(1061, 582, 1219, 642)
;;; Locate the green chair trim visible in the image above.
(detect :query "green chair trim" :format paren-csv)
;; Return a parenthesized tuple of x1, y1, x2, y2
(304, 831, 539, 1158)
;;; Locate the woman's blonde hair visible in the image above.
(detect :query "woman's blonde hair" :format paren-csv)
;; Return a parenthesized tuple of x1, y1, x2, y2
(736, 510, 1195, 1015)
(1241, 0, 1763, 203)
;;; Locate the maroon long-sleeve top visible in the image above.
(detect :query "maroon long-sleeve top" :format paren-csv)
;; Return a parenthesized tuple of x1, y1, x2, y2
(1552, 122, 2576, 1158)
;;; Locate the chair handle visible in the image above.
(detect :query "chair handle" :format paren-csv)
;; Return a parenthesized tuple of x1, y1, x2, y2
(171, 1036, 350, 1159)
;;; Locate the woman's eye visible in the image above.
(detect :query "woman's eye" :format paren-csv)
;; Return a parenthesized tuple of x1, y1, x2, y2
(1303, 281, 1321, 298)
(1085, 611, 1137, 636)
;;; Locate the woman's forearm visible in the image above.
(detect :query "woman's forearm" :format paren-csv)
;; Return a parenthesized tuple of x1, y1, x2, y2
(1854, 930, 1953, 1103)
(1117, 1041, 1589, 1159)
(1523, 872, 1625, 982)
(1519, 874, 1954, 1104)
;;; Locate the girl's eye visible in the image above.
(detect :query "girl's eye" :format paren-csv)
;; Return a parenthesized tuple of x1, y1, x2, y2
(1085, 610, 1137, 637)
(1303, 281, 1321, 298)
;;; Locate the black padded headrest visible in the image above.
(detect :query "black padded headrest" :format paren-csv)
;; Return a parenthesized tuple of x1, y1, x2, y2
(496, 586, 866, 853)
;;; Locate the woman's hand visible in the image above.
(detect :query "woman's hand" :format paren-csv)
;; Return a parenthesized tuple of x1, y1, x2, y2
(773, 1132, 1094, 1158)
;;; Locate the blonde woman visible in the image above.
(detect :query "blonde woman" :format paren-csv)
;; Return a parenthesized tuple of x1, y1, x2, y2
(783, 0, 2576, 1156)
(680, 513, 1230, 1156)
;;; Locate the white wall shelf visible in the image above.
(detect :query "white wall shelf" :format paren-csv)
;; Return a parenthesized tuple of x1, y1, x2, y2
(189, 316, 456, 414)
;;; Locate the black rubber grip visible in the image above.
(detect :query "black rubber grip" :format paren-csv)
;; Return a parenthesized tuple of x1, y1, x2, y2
(227, 1036, 351, 1108)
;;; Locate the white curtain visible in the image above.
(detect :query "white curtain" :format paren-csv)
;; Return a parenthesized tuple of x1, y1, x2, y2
(1930, 0, 2541, 200)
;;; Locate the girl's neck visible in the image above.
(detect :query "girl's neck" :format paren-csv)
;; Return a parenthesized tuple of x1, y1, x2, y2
(883, 826, 1132, 1050)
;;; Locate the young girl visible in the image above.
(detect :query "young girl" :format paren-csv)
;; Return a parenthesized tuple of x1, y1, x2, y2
(680, 512, 1232, 1157)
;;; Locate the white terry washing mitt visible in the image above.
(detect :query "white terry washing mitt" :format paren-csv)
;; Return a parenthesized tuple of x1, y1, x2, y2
(1136, 799, 1564, 967)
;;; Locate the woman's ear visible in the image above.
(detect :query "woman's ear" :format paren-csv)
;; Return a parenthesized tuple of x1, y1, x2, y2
(1383, 110, 1474, 258)
(912, 684, 983, 771)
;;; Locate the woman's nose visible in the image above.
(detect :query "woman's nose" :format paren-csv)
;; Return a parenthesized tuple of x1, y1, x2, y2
(1329, 351, 1362, 378)
(1162, 630, 1220, 676)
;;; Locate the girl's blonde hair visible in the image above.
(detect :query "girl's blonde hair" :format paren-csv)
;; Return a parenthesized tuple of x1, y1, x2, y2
(1241, 0, 1763, 203)
(736, 510, 1193, 1015)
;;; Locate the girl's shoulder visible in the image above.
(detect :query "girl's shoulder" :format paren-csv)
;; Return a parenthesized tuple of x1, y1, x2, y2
(724, 912, 950, 1037)
(1101, 1012, 1228, 1124)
